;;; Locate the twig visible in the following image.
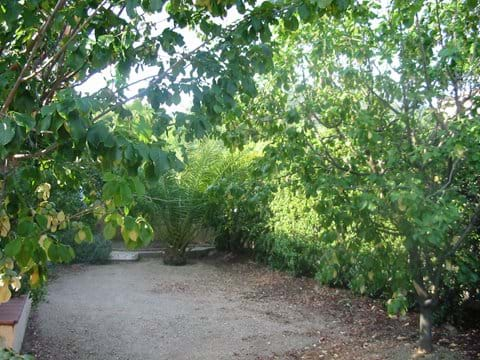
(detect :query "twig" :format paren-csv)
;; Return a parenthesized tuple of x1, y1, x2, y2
(1, 0, 67, 115)
(12, 143, 59, 161)
(22, 0, 108, 82)
(431, 158, 459, 196)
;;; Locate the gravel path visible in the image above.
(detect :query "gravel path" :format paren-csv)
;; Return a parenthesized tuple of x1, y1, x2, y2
(22, 258, 471, 360)
(23, 259, 335, 360)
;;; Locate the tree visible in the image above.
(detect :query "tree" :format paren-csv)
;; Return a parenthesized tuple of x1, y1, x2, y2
(0, 0, 352, 300)
(225, 0, 480, 353)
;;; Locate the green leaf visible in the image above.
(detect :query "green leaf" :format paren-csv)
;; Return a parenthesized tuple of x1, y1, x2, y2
(123, 216, 136, 231)
(35, 214, 48, 230)
(316, 0, 333, 9)
(298, 4, 310, 20)
(284, 15, 299, 31)
(103, 222, 117, 240)
(0, 120, 16, 146)
(74, 226, 93, 244)
(236, 0, 246, 13)
(138, 220, 153, 245)
(226, 81, 237, 96)
(13, 112, 35, 130)
(17, 219, 35, 236)
(149, 0, 164, 11)
(87, 123, 110, 148)
(117, 182, 133, 206)
(65, 112, 88, 141)
(126, 0, 137, 17)
(149, 148, 170, 176)
(57, 244, 75, 263)
(129, 177, 146, 196)
(4, 238, 22, 257)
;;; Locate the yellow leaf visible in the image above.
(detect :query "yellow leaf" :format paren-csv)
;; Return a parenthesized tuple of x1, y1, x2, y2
(30, 269, 40, 286)
(77, 230, 86, 242)
(129, 230, 138, 242)
(0, 213, 11, 237)
(0, 284, 12, 303)
(57, 211, 66, 222)
(39, 234, 48, 247)
(5, 258, 14, 270)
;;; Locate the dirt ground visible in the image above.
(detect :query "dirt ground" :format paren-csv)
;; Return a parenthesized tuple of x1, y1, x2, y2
(22, 256, 478, 360)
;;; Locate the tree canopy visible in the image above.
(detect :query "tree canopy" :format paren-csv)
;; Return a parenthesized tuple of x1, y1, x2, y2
(223, 0, 480, 352)
(0, 0, 349, 299)
(1, 0, 479, 354)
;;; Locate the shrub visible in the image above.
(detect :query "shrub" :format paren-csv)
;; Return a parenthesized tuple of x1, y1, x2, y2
(135, 139, 265, 263)
(60, 232, 112, 264)
(153, 176, 204, 265)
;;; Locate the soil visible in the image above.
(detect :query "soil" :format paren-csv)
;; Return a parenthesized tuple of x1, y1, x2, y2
(22, 255, 479, 360)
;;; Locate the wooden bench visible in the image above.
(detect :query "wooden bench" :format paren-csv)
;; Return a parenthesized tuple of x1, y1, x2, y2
(0, 295, 31, 352)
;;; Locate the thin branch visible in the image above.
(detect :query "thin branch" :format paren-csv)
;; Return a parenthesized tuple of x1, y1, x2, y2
(90, 42, 209, 122)
(11, 143, 59, 161)
(363, 83, 401, 115)
(306, 139, 369, 177)
(22, 0, 108, 82)
(431, 158, 459, 196)
(1, 0, 67, 115)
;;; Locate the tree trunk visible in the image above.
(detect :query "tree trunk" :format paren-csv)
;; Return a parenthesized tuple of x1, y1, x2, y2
(418, 303, 434, 353)
(163, 247, 187, 266)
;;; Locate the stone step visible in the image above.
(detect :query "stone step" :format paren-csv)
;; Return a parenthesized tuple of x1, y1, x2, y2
(109, 251, 139, 261)
(109, 246, 215, 262)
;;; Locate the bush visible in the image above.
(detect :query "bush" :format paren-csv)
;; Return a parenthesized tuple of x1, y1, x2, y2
(202, 143, 270, 252)
(252, 184, 324, 276)
(153, 176, 204, 265)
(134, 139, 265, 263)
(255, 233, 323, 277)
(61, 232, 112, 264)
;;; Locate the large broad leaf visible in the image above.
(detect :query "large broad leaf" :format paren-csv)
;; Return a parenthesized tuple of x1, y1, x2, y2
(74, 226, 93, 244)
(65, 111, 88, 142)
(0, 120, 15, 146)
(103, 178, 133, 207)
(149, 0, 164, 11)
(13, 112, 35, 130)
(316, 0, 333, 9)
(126, 0, 138, 17)
(283, 15, 299, 31)
(149, 148, 170, 176)
(87, 123, 110, 148)
(129, 177, 146, 196)
(4, 238, 22, 257)
(17, 219, 36, 237)
(103, 222, 117, 240)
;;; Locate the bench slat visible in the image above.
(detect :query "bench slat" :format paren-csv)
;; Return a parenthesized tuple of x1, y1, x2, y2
(0, 296, 28, 326)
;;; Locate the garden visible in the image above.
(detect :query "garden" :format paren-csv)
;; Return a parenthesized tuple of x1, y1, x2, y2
(0, 0, 479, 358)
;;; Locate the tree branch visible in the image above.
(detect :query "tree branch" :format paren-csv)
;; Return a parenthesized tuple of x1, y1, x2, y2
(22, 0, 108, 83)
(0, 0, 67, 115)
(11, 143, 59, 161)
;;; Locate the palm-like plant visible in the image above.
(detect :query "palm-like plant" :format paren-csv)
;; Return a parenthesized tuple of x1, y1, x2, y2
(154, 175, 204, 265)
(147, 139, 261, 265)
